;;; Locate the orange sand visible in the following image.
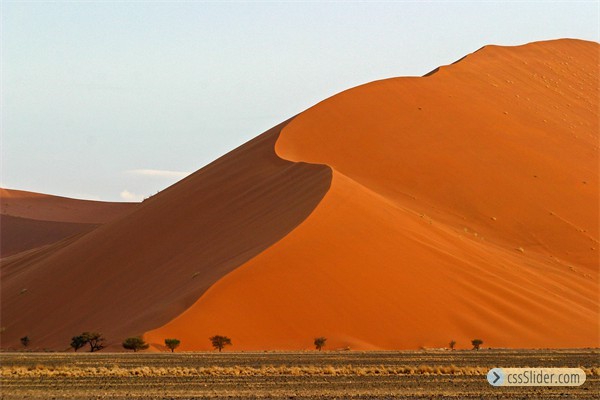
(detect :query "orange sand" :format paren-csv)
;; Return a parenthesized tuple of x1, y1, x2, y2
(145, 39, 598, 350)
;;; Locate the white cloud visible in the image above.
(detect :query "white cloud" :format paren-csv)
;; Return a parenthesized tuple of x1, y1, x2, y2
(120, 190, 145, 202)
(126, 169, 191, 179)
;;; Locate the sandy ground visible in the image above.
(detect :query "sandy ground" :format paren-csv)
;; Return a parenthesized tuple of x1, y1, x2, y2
(1, 350, 598, 399)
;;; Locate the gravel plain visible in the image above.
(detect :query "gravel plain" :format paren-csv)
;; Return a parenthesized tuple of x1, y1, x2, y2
(1, 349, 598, 399)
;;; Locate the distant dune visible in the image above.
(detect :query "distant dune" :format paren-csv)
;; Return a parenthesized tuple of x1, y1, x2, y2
(0, 189, 136, 258)
(1, 39, 597, 351)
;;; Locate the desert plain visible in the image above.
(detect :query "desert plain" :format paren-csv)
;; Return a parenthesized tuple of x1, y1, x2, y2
(1, 349, 599, 399)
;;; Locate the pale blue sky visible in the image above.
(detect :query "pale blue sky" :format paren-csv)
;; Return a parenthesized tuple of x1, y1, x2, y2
(2, 1, 598, 201)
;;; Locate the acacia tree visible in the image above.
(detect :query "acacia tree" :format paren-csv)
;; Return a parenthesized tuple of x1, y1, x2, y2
(209, 335, 232, 352)
(20, 336, 30, 347)
(164, 338, 181, 353)
(449, 340, 456, 350)
(471, 339, 483, 350)
(70, 335, 87, 352)
(81, 332, 105, 352)
(314, 337, 327, 351)
(122, 337, 149, 352)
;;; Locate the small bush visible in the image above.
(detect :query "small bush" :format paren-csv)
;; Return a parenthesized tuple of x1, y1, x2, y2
(164, 338, 181, 352)
(70, 335, 86, 352)
(314, 337, 327, 351)
(471, 339, 483, 350)
(20, 336, 30, 347)
(81, 332, 105, 352)
(122, 337, 149, 352)
(209, 335, 232, 352)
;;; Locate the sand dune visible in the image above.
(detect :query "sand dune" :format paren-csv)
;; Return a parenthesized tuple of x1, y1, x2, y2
(2, 39, 598, 350)
(0, 215, 97, 258)
(146, 170, 597, 350)
(0, 189, 136, 258)
(0, 188, 135, 224)
(146, 39, 598, 350)
(0, 123, 330, 349)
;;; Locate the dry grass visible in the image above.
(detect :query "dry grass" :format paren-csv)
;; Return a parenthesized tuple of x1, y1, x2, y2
(2, 350, 598, 399)
(3, 363, 599, 378)
(1, 364, 493, 377)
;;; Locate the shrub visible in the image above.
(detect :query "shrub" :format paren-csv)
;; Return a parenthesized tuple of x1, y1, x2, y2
(449, 340, 456, 350)
(209, 335, 232, 352)
(81, 332, 105, 352)
(20, 336, 30, 347)
(471, 339, 483, 350)
(314, 337, 327, 351)
(122, 337, 149, 352)
(164, 338, 181, 353)
(70, 335, 87, 352)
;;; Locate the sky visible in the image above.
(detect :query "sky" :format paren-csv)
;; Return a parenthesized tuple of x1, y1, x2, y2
(1, 1, 598, 202)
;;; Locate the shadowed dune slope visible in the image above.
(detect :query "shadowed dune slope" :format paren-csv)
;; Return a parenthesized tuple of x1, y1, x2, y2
(145, 39, 598, 350)
(0, 189, 136, 258)
(0, 215, 97, 258)
(0, 122, 331, 349)
(0, 188, 136, 224)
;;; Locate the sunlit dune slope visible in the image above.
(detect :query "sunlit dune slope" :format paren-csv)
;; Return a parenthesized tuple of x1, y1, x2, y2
(0, 123, 331, 349)
(145, 39, 598, 350)
(0, 189, 136, 258)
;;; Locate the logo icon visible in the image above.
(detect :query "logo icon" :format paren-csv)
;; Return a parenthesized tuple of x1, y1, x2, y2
(487, 368, 504, 386)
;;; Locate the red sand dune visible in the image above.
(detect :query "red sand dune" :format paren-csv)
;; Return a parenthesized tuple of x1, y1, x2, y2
(0, 124, 330, 349)
(2, 39, 598, 351)
(0, 188, 135, 223)
(0, 189, 136, 258)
